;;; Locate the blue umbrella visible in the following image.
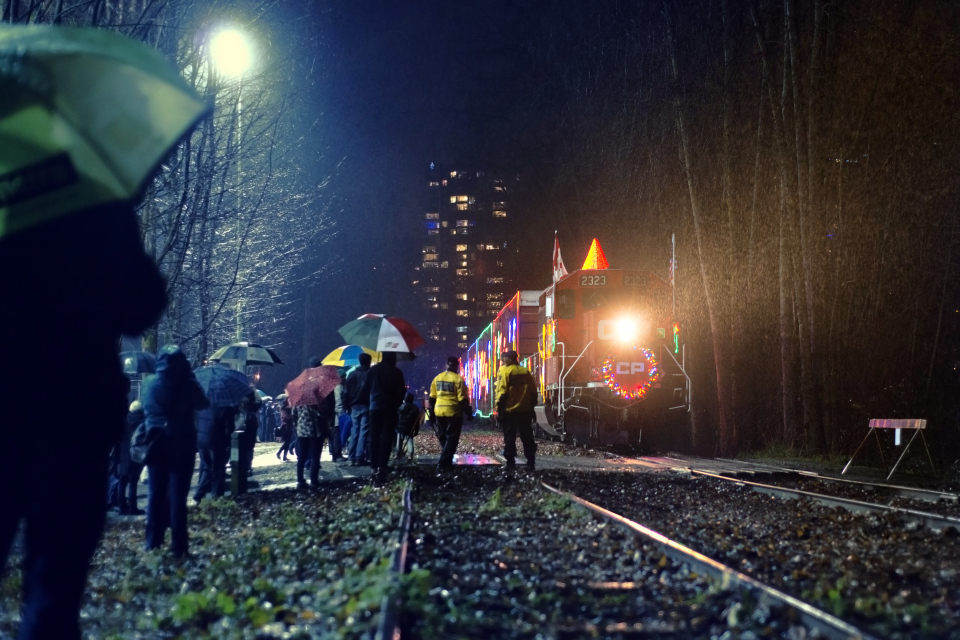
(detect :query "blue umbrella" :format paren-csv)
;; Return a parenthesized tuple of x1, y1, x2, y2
(193, 364, 251, 408)
(120, 351, 156, 375)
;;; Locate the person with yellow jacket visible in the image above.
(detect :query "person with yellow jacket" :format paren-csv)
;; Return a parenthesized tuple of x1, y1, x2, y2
(428, 356, 472, 469)
(495, 350, 538, 470)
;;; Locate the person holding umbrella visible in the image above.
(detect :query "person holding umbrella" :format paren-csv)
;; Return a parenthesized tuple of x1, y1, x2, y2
(286, 363, 340, 490)
(192, 364, 250, 502)
(0, 24, 207, 640)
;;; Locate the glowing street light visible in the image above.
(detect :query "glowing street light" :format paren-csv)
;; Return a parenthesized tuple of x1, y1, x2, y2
(209, 28, 253, 78)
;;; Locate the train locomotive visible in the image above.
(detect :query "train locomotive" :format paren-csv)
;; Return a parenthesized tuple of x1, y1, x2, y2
(462, 238, 689, 447)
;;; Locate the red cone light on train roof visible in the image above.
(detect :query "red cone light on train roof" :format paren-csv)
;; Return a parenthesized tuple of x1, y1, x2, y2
(581, 238, 609, 270)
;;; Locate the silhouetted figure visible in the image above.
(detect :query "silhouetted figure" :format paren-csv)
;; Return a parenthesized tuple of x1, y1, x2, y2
(143, 345, 209, 557)
(0, 201, 166, 639)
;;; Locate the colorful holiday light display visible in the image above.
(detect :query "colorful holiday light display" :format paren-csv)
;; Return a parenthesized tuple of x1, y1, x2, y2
(601, 346, 661, 400)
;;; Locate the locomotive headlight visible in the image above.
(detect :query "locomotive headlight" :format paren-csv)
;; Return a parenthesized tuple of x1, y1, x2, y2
(615, 318, 638, 343)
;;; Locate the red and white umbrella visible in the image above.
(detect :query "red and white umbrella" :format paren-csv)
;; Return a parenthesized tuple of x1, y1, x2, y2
(337, 314, 425, 354)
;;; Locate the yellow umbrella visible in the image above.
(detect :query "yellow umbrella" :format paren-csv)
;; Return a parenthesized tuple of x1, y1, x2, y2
(320, 345, 381, 367)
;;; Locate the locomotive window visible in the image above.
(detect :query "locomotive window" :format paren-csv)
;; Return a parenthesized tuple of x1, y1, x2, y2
(556, 289, 576, 319)
(582, 290, 608, 311)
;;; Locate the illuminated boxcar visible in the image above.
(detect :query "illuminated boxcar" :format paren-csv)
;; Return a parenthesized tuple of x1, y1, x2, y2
(462, 290, 540, 416)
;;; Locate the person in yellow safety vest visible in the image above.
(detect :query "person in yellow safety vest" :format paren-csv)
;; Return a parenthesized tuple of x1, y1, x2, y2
(495, 350, 538, 471)
(428, 356, 473, 469)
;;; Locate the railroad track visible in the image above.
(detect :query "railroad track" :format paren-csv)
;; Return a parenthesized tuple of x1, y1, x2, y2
(379, 467, 875, 639)
(636, 455, 960, 531)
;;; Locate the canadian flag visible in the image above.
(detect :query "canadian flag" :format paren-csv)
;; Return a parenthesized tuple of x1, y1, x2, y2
(552, 232, 568, 283)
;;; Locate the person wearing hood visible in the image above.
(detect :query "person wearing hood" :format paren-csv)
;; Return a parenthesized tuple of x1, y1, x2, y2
(142, 345, 209, 557)
(363, 352, 407, 484)
(0, 199, 166, 639)
(119, 400, 146, 515)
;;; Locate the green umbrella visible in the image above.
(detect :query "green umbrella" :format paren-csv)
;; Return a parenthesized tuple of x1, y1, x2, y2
(0, 25, 210, 238)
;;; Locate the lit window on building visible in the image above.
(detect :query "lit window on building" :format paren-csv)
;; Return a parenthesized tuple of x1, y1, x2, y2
(441, 221, 448, 227)
(423, 253, 438, 261)
(455, 326, 468, 332)
(425, 213, 439, 219)
(423, 286, 439, 292)
(456, 220, 469, 227)
(493, 210, 507, 217)
(455, 244, 468, 251)
(426, 296, 437, 302)
(457, 229, 468, 235)
(493, 201, 505, 208)
(425, 221, 439, 229)
(450, 171, 458, 178)
(477, 244, 485, 251)
(456, 310, 469, 317)
(484, 244, 498, 250)
(431, 334, 441, 341)
(456, 293, 468, 300)
(449, 196, 457, 204)
(459, 253, 467, 260)
(494, 185, 505, 192)
(456, 195, 469, 202)
(450, 229, 457, 235)
(457, 342, 468, 349)
(460, 261, 468, 267)
(461, 334, 469, 340)
(456, 269, 469, 276)
(441, 261, 449, 268)
(429, 181, 440, 187)
(412, 280, 420, 285)
(456, 204, 468, 211)
(422, 245, 437, 253)
(441, 180, 448, 186)
(486, 293, 503, 300)
(427, 229, 439, 236)
(488, 301, 502, 309)
(423, 261, 439, 268)
(468, 197, 476, 204)
(496, 261, 504, 267)
(486, 277, 504, 284)
(430, 303, 439, 309)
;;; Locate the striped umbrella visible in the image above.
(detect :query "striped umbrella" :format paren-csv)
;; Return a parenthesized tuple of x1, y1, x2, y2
(208, 341, 283, 367)
(321, 344, 381, 367)
(337, 314, 425, 354)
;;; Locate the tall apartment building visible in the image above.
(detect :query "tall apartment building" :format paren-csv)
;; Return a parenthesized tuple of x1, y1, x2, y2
(413, 162, 514, 355)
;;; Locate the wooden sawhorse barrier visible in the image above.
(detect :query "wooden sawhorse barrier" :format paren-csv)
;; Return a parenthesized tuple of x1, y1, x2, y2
(842, 418, 936, 480)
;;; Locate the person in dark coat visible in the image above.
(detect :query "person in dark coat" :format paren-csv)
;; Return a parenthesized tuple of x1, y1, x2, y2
(194, 405, 236, 502)
(344, 353, 372, 466)
(142, 345, 209, 557)
(275, 400, 295, 460)
(364, 352, 407, 484)
(0, 200, 167, 640)
(396, 392, 422, 463)
(118, 400, 146, 515)
(235, 392, 262, 476)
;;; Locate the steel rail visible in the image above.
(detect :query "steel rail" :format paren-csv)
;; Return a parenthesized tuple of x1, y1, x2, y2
(541, 481, 877, 640)
(689, 469, 960, 531)
(375, 481, 413, 640)
(713, 457, 958, 504)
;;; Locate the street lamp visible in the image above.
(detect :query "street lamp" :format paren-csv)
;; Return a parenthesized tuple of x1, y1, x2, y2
(209, 28, 253, 78)
(209, 26, 254, 341)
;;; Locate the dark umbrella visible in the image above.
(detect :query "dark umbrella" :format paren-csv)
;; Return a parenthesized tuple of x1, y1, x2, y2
(208, 341, 284, 368)
(285, 365, 340, 409)
(120, 351, 156, 375)
(193, 364, 251, 408)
